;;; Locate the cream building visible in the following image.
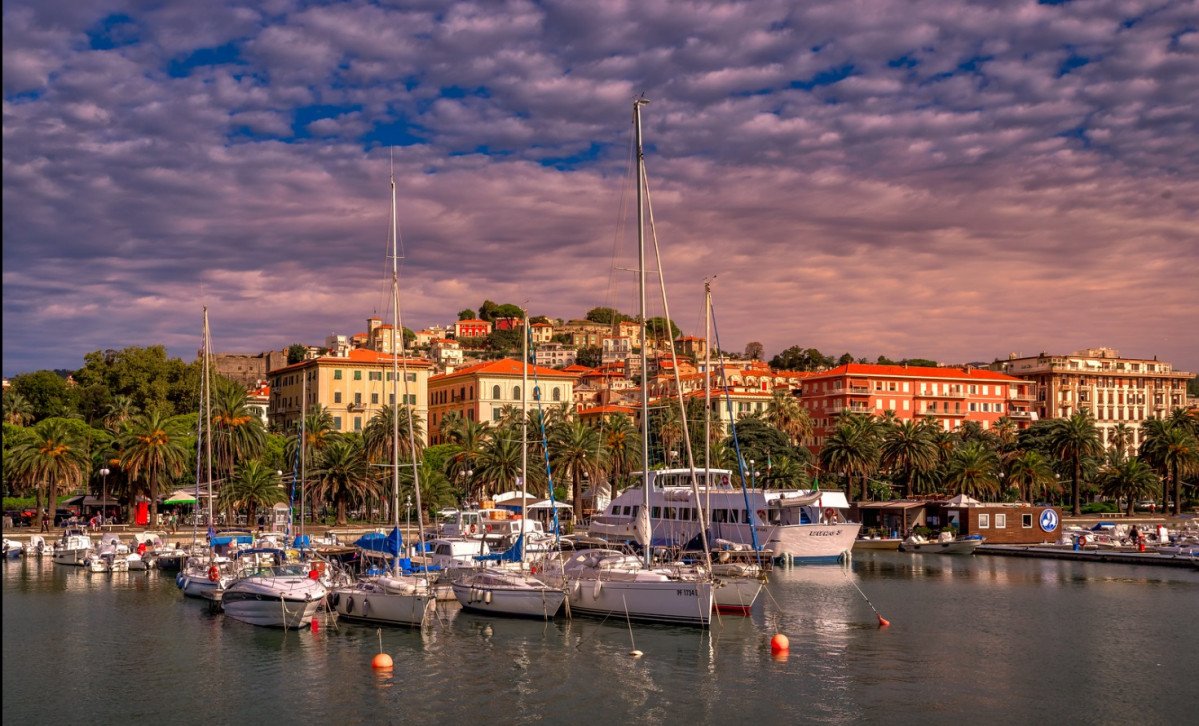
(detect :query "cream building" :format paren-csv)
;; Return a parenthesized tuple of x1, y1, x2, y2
(995, 347, 1193, 450)
(427, 359, 577, 445)
(268, 348, 432, 441)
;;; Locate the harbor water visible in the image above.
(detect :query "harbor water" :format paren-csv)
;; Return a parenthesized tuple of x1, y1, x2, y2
(4, 553, 1196, 725)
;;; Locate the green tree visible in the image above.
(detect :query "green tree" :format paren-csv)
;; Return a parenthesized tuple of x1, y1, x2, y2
(442, 413, 489, 500)
(550, 420, 607, 511)
(1005, 450, 1057, 503)
(765, 390, 812, 447)
(218, 460, 286, 526)
(944, 441, 1001, 500)
(744, 342, 764, 361)
(211, 381, 266, 483)
(103, 395, 140, 434)
(119, 411, 190, 527)
(287, 344, 308, 365)
(585, 307, 631, 325)
(819, 413, 879, 502)
(9, 370, 76, 422)
(457, 309, 476, 321)
(769, 346, 833, 372)
(880, 419, 938, 498)
(309, 437, 375, 525)
(73, 346, 200, 417)
(474, 428, 523, 498)
(645, 316, 681, 341)
(1141, 423, 1198, 515)
(1101, 457, 1160, 516)
(7, 419, 91, 529)
(3, 392, 34, 426)
(601, 413, 641, 490)
(1047, 411, 1104, 516)
(575, 346, 602, 368)
(363, 404, 425, 470)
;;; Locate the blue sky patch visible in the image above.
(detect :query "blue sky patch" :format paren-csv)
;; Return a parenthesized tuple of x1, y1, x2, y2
(86, 14, 140, 51)
(789, 64, 856, 90)
(536, 142, 608, 171)
(293, 104, 362, 138)
(167, 43, 243, 78)
(363, 118, 427, 148)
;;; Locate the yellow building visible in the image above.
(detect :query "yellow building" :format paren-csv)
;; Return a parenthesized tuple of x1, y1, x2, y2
(268, 348, 432, 440)
(427, 358, 577, 444)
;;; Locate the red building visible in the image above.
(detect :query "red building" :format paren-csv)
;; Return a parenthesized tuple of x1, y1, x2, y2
(453, 319, 493, 339)
(800, 364, 1035, 450)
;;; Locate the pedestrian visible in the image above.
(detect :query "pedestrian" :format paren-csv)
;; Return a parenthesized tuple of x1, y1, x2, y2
(257, 515, 265, 534)
(1128, 525, 1139, 546)
(40, 510, 50, 532)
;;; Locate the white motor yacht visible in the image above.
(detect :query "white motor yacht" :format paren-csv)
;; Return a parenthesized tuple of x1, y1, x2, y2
(221, 555, 326, 628)
(52, 528, 93, 566)
(545, 548, 713, 626)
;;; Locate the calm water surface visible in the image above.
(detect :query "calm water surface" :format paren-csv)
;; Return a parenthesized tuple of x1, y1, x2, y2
(4, 554, 1196, 725)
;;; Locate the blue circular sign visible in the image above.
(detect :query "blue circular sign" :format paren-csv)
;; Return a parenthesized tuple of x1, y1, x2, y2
(1039, 509, 1059, 533)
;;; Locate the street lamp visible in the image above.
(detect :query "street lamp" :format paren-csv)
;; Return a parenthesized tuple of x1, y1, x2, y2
(405, 494, 413, 537)
(99, 468, 110, 525)
(277, 470, 284, 534)
(749, 459, 756, 487)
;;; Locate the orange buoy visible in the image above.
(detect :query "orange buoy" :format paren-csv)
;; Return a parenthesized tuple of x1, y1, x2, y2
(877, 615, 891, 627)
(770, 634, 789, 654)
(310, 618, 320, 633)
(371, 653, 393, 670)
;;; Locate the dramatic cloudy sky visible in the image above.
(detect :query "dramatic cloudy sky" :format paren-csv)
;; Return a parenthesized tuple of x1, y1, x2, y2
(4, 0, 1198, 378)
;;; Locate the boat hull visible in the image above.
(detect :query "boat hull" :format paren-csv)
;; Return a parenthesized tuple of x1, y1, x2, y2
(713, 576, 763, 614)
(222, 593, 321, 628)
(565, 578, 713, 626)
(330, 584, 434, 628)
(53, 548, 88, 567)
(767, 523, 862, 563)
(452, 581, 565, 619)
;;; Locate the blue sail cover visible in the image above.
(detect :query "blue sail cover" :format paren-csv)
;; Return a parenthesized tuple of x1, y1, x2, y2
(474, 534, 523, 563)
(354, 527, 404, 557)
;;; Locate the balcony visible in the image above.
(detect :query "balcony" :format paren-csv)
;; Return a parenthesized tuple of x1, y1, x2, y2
(914, 389, 966, 398)
(1008, 392, 1036, 402)
(829, 404, 873, 415)
(1008, 410, 1034, 419)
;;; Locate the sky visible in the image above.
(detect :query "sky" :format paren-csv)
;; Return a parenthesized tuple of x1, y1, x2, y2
(4, 0, 1198, 379)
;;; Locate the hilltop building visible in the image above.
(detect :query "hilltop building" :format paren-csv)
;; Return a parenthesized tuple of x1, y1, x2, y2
(427, 359, 577, 445)
(994, 348, 1193, 450)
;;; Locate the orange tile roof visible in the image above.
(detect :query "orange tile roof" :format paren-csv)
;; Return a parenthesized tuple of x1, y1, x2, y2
(561, 364, 595, 374)
(579, 405, 637, 415)
(429, 358, 577, 382)
(267, 349, 432, 375)
(806, 363, 1021, 382)
(456, 319, 491, 325)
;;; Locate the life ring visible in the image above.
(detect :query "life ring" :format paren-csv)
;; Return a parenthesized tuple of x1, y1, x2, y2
(721, 475, 730, 486)
(469, 524, 477, 534)
(530, 566, 537, 574)
(207, 565, 219, 582)
(756, 510, 767, 522)
(486, 524, 493, 533)
(824, 508, 835, 522)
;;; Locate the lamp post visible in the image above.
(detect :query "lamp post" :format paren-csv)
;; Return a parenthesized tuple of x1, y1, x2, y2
(277, 470, 284, 534)
(99, 468, 110, 525)
(750, 459, 756, 487)
(405, 494, 413, 538)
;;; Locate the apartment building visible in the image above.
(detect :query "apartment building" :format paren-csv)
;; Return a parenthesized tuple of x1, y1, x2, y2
(268, 349, 432, 440)
(534, 343, 577, 368)
(994, 348, 1193, 450)
(427, 359, 577, 444)
(799, 364, 1035, 450)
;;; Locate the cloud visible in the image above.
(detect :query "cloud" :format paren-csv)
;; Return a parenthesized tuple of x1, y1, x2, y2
(3, 0, 1197, 379)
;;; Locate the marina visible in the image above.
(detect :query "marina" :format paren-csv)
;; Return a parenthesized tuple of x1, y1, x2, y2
(4, 547, 1197, 724)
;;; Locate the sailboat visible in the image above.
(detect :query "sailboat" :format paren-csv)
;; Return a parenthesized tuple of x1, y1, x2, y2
(451, 311, 566, 619)
(329, 162, 436, 628)
(546, 98, 714, 626)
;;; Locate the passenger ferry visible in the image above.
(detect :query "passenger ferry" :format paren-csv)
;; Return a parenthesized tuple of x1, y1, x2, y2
(587, 468, 860, 564)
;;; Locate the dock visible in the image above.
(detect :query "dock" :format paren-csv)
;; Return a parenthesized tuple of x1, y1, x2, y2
(979, 544, 1198, 569)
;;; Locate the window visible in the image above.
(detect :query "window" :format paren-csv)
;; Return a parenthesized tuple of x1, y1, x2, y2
(354, 416, 362, 431)
(371, 393, 379, 404)
(513, 386, 520, 400)
(995, 514, 1006, 529)
(406, 373, 416, 382)
(553, 388, 561, 402)
(354, 392, 362, 404)
(1022, 514, 1033, 528)
(407, 394, 416, 405)
(334, 370, 343, 380)
(652, 507, 661, 518)
(493, 385, 501, 399)
(354, 370, 362, 380)
(493, 407, 502, 421)
(333, 416, 342, 430)
(334, 392, 342, 403)
(389, 393, 395, 405)
(979, 514, 990, 528)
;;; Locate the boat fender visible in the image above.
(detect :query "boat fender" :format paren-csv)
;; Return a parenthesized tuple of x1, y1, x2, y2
(346, 596, 354, 614)
(486, 524, 493, 533)
(757, 510, 767, 523)
(824, 508, 835, 522)
(484, 590, 492, 604)
(208, 565, 220, 582)
(330, 592, 340, 608)
(469, 524, 477, 534)
(362, 598, 369, 614)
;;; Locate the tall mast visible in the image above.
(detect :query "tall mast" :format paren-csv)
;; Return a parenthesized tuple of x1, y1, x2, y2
(390, 169, 401, 534)
(634, 97, 651, 568)
(704, 279, 713, 517)
(299, 373, 307, 538)
(203, 307, 214, 528)
(520, 308, 529, 567)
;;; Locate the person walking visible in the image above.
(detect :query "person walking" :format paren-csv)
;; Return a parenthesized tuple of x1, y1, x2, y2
(40, 510, 51, 533)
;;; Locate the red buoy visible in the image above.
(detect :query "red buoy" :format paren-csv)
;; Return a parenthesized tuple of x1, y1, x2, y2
(770, 634, 789, 654)
(877, 615, 891, 627)
(371, 653, 393, 670)
(310, 618, 320, 633)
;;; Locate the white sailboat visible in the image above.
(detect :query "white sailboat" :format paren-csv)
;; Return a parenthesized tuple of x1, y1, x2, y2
(549, 98, 713, 626)
(329, 162, 435, 628)
(452, 310, 566, 619)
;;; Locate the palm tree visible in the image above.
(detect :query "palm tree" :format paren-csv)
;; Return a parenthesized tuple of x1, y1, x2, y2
(1140, 419, 1199, 515)
(474, 428, 523, 498)
(119, 410, 189, 527)
(3, 392, 34, 426)
(218, 460, 286, 526)
(103, 395, 139, 434)
(442, 413, 489, 501)
(761, 454, 811, 488)
(602, 413, 641, 491)
(879, 419, 938, 498)
(1100, 457, 1160, 517)
(550, 420, 607, 511)
(944, 441, 1001, 500)
(363, 404, 425, 467)
(818, 413, 879, 502)
(211, 380, 266, 482)
(286, 404, 339, 472)
(651, 401, 684, 467)
(1108, 423, 1132, 461)
(8, 419, 90, 530)
(309, 437, 375, 525)
(1047, 411, 1104, 516)
(766, 390, 812, 446)
(1005, 450, 1057, 503)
